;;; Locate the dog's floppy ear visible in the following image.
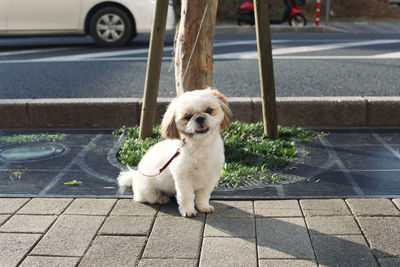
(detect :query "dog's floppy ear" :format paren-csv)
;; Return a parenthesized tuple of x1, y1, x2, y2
(161, 100, 180, 139)
(208, 89, 232, 130)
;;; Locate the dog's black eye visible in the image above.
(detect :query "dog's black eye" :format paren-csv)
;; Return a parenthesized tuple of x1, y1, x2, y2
(184, 114, 193, 121)
(205, 108, 213, 114)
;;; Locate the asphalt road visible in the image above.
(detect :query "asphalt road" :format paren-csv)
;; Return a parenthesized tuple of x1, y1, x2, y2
(0, 32, 399, 99)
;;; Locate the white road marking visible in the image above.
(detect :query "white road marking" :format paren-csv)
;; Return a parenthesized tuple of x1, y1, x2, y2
(372, 51, 400, 59)
(0, 47, 75, 57)
(214, 39, 289, 47)
(0, 39, 399, 63)
(273, 39, 400, 55)
(27, 47, 159, 62)
(23, 40, 287, 62)
(213, 39, 400, 59)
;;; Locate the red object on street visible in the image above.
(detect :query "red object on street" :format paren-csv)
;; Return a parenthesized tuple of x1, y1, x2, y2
(316, 0, 320, 26)
(239, 0, 255, 12)
(236, 0, 307, 26)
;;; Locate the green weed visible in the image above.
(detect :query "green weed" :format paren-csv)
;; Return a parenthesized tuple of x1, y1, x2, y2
(0, 133, 66, 145)
(64, 180, 83, 186)
(114, 122, 316, 188)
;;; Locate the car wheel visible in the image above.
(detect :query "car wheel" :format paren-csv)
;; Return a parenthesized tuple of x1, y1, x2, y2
(89, 7, 133, 47)
(289, 13, 307, 27)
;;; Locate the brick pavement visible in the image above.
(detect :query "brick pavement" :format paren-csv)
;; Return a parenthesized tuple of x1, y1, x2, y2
(0, 198, 399, 266)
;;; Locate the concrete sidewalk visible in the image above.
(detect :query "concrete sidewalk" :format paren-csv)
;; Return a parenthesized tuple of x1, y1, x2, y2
(0, 198, 399, 266)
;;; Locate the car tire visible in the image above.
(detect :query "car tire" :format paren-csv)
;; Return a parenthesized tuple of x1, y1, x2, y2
(289, 13, 307, 27)
(89, 7, 133, 47)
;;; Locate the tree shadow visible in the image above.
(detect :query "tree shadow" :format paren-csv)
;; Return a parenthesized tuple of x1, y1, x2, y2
(159, 200, 394, 266)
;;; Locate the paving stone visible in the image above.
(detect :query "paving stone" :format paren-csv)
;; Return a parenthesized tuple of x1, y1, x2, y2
(0, 198, 29, 214)
(0, 233, 41, 267)
(356, 217, 400, 258)
(79, 236, 147, 267)
(199, 237, 257, 267)
(138, 259, 198, 267)
(378, 258, 400, 267)
(31, 215, 105, 256)
(259, 259, 318, 267)
(346, 198, 400, 216)
(306, 216, 361, 235)
(17, 198, 72, 215)
(64, 198, 116, 215)
(207, 201, 253, 218)
(143, 216, 205, 259)
(204, 217, 255, 238)
(256, 217, 314, 259)
(99, 216, 154, 236)
(20, 256, 80, 267)
(254, 200, 302, 217)
(0, 215, 57, 233)
(110, 199, 158, 216)
(158, 201, 182, 217)
(311, 234, 377, 267)
(300, 199, 351, 217)
(393, 199, 400, 210)
(0, 214, 9, 226)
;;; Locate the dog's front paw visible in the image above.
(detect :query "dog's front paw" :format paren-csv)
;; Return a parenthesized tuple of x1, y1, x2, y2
(180, 208, 198, 217)
(198, 205, 214, 214)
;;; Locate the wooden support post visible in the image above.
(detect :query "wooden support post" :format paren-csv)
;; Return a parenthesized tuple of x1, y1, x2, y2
(254, 0, 278, 139)
(174, 0, 218, 95)
(139, 0, 169, 139)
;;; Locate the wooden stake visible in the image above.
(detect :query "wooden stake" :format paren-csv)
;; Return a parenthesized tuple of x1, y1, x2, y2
(139, 0, 169, 139)
(174, 0, 218, 95)
(254, 0, 278, 139)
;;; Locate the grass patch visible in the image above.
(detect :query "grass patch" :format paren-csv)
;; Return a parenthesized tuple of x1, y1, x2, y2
(114, 122, 316, 188)
(0, 133, 67, 145)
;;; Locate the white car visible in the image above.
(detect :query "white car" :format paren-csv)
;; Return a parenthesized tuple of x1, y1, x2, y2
(0, 0, 176, 47)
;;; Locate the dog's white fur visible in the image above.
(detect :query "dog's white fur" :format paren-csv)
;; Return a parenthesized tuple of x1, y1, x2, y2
(117, 89, 231, 217)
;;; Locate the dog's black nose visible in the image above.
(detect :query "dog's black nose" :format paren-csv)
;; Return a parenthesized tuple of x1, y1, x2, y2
(196, 116, 205, 124)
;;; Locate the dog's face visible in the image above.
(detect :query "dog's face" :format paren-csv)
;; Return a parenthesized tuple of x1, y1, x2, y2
(161, 89, 231, 140)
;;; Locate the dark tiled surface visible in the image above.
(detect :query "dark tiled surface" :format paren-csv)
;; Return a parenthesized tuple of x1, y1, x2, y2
(351, 171, 400, 195)
(282, 171, 358, 197)
(0, 129, 399, 198)
(321, 130, 382, 146)
(332, 146, 400, 170)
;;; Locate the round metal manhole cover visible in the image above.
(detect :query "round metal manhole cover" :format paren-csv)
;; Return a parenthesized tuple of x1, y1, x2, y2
(0, 142, 68, 162)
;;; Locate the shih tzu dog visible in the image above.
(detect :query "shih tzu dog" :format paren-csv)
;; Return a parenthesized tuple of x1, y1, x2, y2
(118, 88, 231, 217)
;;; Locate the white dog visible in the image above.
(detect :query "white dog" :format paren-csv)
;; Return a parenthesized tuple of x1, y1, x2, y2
(117, 89, 231, 217)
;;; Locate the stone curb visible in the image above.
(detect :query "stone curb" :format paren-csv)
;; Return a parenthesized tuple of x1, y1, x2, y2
(1, 96, 399, 129)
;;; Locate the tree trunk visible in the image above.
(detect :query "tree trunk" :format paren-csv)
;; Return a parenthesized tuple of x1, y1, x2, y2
(174, 0, 218, 95)
(139, 0, 169, 138)
(254, 0, 278, 139)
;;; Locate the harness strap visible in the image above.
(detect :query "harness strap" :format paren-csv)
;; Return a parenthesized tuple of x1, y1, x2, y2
(138, 149, 180, 177)
(138, 139, 186, 177)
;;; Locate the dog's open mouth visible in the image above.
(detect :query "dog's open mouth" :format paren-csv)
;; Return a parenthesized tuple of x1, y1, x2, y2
(195, 126, 209, 134)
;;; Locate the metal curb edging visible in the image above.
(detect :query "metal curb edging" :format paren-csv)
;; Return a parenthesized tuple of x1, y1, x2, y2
(0, 96, 399, 129)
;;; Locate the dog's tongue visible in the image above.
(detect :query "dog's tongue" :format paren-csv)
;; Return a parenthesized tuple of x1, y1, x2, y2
(197, 126, 208, 131)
